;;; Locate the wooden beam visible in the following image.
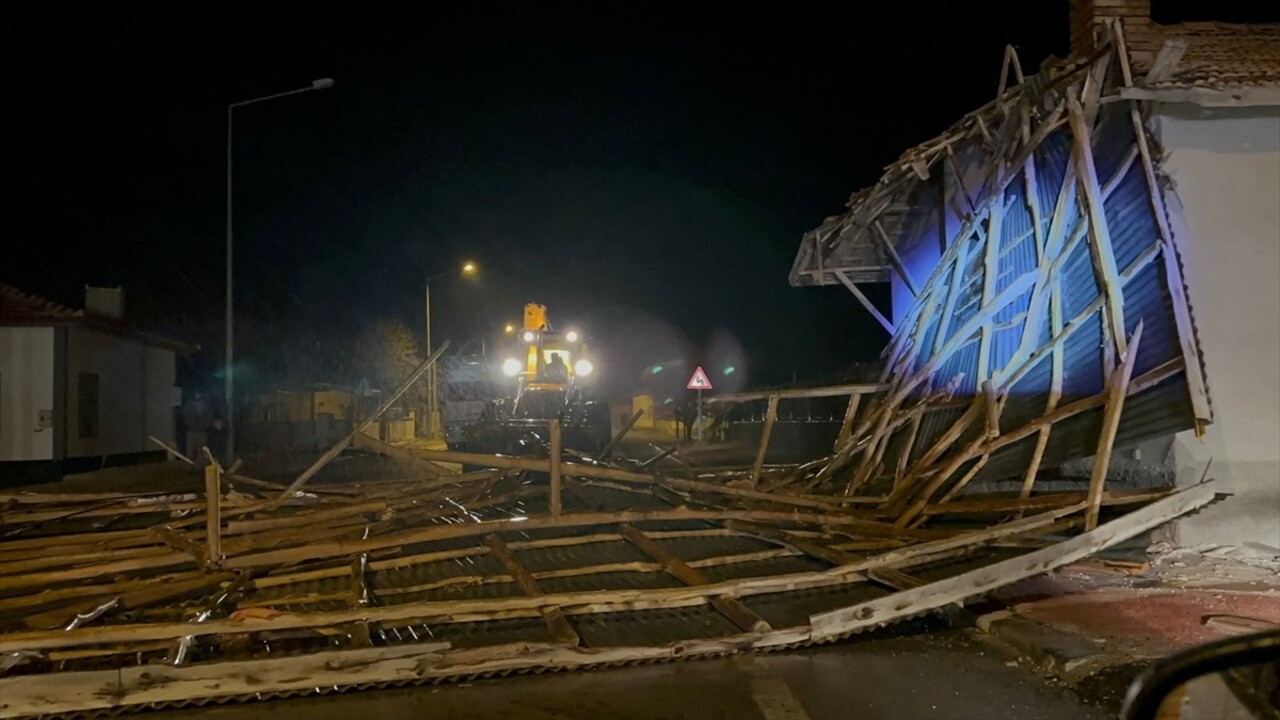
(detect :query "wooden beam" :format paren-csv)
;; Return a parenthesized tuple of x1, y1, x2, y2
(750, 396, 779, 488)
(834, 270, 895, 334)
(809, 482, 1218, 640)
(1115, 85, 1280, 108)
(873, 221, 921, 296)
(484, 535, 580, 646)
(619, 524, 770, 634)
(833, 392, 863, 453)
(280, 341, 450, 497)
(598, 410, 643, 459)
(708, 383, 885, 404)
(1086, 322, 1145, 530)
(977, 194, 1004, 383)
(549, 419, 563, 517)
(1111, 20, 1214, 427)
(1068, 92, 1128, 360)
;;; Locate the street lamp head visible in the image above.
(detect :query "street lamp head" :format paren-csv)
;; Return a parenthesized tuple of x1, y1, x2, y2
(461, 260, 478, 276)
(504, 323, 516, 334)
(312, 78, 335, 90)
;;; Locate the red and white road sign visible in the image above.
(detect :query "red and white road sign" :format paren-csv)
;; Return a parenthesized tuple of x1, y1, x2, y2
(686, 366, 714, 390)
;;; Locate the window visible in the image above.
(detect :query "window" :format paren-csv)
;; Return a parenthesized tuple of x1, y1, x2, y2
(78, 372, 99, 439)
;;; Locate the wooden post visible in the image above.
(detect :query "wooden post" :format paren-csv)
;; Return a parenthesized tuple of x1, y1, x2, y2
(202, 451, 223, 568)
(750, 396, 779, 488)
(549, 419, 563, 517)
(833, 392, 862, 452)
(1086, 322, 1144, 531)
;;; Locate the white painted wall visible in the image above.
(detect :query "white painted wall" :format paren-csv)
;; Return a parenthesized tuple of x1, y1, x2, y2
(64, 327, 176, 459)
(0, 327, 55, 461)
(1155, 103, 1280, 550)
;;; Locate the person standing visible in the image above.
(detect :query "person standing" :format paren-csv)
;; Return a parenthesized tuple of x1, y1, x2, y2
(182, 392, 212, 463)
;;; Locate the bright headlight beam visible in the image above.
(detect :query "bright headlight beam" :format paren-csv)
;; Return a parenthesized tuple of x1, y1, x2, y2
(502, 358, 522, 376)
(574, 359, 594, 376)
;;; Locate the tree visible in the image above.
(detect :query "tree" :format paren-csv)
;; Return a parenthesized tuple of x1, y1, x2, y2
(351, 318, 426, 408)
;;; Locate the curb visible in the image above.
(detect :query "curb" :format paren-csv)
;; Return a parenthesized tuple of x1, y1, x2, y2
(976, 609, 1118, 681)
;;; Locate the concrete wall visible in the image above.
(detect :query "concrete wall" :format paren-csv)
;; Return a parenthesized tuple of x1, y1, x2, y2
(64, 327, 177, 460)
(1155, 104, 1280, 550)
(0, 327, 55, 461)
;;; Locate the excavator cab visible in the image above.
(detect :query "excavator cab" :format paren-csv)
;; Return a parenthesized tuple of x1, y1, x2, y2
(455, 303, 611, 457)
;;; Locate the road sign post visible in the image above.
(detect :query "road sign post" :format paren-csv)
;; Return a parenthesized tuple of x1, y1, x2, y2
(686, 367, 713, 443)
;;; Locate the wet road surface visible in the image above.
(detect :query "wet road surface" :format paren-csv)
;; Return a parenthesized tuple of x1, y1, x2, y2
(152, 626, 1113, 720)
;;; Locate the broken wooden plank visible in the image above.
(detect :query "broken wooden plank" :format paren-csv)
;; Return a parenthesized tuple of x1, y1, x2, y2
(750, 396, 780, 488)
(1086, 322, 1144, 531)
(280, 341, 449, 498)
(619, 524, 770, 634)
(484, 534, 580, 646)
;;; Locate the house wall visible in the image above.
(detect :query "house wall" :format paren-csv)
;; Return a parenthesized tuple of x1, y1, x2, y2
(64, 327, 176, 459)
(0, 327, 56, 462)
(1156, 104, 1280, 549)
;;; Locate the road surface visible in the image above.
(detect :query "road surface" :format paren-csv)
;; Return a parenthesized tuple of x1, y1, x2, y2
(148, 624, 1115, 720)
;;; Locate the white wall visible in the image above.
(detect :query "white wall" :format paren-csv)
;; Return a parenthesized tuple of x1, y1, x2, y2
(1156, 104, 1280, 550)
(65, 327, 176, 459)
(0, 327, 55, 461)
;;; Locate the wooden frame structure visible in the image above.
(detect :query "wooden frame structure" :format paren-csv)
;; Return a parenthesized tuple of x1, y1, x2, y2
(785, 23, 1211, 522)
(0, 23, 1226, 720)
(0, 445, 1214, 717)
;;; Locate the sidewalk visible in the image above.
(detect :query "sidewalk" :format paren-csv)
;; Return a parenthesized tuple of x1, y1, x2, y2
(975, 544, 1280, 686)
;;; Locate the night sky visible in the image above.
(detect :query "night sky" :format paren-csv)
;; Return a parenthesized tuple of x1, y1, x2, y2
(11, 2, 1264, 398)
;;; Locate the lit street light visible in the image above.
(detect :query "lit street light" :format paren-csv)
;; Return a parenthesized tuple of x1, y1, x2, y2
(225, 77, 334, 465)
(425, 260, 479, 438)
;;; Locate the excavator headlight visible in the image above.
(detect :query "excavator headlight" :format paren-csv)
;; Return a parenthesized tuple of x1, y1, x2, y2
(565, 330, 579, 343)
(574, 359, 594, 377)
(502, 358, 522, 377)
(522, 331, 536, 343)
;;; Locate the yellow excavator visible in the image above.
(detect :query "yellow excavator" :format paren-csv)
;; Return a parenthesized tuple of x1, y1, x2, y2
(452, 303, 611, 457)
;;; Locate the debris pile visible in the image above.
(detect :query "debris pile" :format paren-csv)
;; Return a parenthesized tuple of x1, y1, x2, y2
(0, 412, 1215, 717)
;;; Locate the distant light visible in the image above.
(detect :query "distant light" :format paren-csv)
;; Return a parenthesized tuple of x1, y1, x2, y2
(461, 261, 478, 276)
(504, 324, 515, 334)
(502, 358, 522, 377)
(574, 359, 593, 376)
(663, 397, 673, 405)
(565, 330, 579, 343)
(312, 78, 335, 89)
(723, 366, 736, 375)
(522, 331, 536, 343)
(651, 365, 663, 375)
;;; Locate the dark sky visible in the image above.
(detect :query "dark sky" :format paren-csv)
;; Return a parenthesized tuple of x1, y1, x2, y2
(7, 2, 1165, 394)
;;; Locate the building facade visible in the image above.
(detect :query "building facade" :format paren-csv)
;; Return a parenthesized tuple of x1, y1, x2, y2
(0, 286, 182, 481)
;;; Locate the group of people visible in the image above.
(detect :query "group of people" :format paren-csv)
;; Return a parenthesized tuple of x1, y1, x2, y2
(181, 392, 228, 464)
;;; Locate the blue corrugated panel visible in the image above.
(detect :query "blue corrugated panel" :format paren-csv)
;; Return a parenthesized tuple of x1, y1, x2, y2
(1059, 235, 1102, 320)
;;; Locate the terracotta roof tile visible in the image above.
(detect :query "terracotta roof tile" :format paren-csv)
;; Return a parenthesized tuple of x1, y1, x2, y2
(0, 284, 84, 325)
(1153, 23, 1280, 89)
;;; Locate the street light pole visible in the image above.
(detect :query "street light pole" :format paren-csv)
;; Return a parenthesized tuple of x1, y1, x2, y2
(424, 261, 478, 439)
(225, 78, 333, 465)
(425, 281, 434, 438)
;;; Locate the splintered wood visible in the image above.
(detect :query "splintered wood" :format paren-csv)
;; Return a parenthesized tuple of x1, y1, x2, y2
(0, 437, 1213, 717)
(0, 23, 1218, 719)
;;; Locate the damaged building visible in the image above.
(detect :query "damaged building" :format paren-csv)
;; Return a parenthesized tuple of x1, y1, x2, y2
(789, 0, 1279, 547)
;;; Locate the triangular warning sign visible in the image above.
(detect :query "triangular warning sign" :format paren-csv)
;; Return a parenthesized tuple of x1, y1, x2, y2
(686, 366, 714, 390)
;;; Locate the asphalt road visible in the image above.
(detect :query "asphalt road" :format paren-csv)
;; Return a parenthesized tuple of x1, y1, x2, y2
(149, 625, 1114, 720)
